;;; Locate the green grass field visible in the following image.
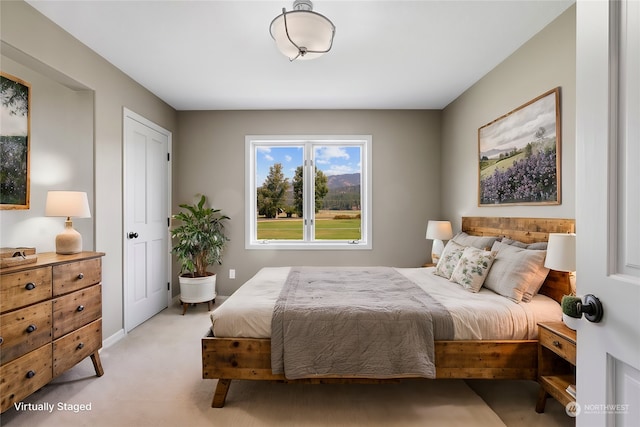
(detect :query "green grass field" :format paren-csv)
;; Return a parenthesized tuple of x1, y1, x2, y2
(480, 152, 526, 179)
(257, 211, 361, 240)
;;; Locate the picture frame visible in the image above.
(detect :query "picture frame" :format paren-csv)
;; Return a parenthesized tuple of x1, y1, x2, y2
(1, 71, 31, 210)
(478, 87, 561, 206)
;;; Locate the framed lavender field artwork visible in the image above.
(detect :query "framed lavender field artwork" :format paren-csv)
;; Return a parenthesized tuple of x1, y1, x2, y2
(478, 87, 561, 206)
(1, 72, 31, 210)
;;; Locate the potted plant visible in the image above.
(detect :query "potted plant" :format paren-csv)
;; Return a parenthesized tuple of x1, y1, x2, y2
(171, 195, 229, 314)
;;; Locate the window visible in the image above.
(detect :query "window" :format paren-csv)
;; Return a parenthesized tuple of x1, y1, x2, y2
(246, 135, 372, 249)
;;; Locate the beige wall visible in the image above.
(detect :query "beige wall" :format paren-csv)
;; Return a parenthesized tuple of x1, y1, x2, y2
(176, 110, 442, 296)
(441, 5, 576, 232)
(1, 1, 178, 339)
(0, 54, 94, 251)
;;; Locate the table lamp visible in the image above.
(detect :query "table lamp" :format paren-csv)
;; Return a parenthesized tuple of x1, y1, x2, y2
(45, 191, 91, 254)
(426, 220, 453, 264)
(544, 233, 577, 294)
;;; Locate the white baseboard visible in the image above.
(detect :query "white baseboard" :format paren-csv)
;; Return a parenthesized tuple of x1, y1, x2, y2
(102, 328, 125, 349)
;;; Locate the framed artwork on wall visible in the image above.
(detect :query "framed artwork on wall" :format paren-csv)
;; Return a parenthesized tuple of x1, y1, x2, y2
(1, 72, 31, 210)
(478, 87, 561, 206)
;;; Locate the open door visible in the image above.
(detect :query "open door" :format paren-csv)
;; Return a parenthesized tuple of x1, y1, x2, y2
(575, 0, 640, 425)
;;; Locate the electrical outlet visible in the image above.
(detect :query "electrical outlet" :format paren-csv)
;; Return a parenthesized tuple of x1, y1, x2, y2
(229, 269, 236, 279)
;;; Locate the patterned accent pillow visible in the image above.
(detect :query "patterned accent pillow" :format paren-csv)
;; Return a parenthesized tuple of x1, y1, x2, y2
(449, 246, 496, 292)
(434, 240, 466, 279)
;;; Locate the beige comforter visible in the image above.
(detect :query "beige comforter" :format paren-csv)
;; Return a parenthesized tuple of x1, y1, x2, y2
(210, 267, 562, 341)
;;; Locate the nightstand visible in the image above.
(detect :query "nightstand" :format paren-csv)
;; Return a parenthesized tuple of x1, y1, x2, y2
(535, 321, 576, 413)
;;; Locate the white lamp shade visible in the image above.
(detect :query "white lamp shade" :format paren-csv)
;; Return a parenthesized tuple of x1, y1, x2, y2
(270, 9, 335, 60)
(545, 233, 576, 272)
(426, 220, 453, 241)
(45, 191, 91, 218)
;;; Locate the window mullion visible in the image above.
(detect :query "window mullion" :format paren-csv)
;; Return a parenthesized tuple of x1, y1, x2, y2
(303, 144, 314, 242)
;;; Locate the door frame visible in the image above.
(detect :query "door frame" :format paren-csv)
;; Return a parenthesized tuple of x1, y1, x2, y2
(122, 107, 172, 333)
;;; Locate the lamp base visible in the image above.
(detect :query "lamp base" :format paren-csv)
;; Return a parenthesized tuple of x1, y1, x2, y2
(431, 239, 445, 264)
(56, 219, 83, 254)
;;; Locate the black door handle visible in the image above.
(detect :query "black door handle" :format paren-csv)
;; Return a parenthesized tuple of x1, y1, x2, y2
(128, 232, 139, 239)
(576, 294, 604, 323)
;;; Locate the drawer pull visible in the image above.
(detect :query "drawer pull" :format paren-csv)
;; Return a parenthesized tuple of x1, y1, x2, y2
(77, 305, 85, 312)
(0, 336, 3, 345)
(77, 273, 84, 280)
(77, 342, 85, 350)
(25, 282, 36, 290)
(26, 370, 36, 379)
(552, 340, 562, 348)
(26, 324, 38, 333)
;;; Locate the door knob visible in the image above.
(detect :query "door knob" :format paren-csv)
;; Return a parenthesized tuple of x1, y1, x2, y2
(577, 294, 604, 323)
(128, 232, 139, 239)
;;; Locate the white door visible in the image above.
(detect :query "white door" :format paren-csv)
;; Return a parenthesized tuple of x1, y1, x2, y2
(124, 109, 171, 331)
(576, 0, 640, 426)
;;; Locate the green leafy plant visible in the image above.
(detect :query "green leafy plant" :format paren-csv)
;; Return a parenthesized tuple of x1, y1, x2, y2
(171, 195, 229, 277)
(561, 295, 581, 318)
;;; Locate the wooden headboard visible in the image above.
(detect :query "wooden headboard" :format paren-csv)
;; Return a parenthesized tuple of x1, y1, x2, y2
(461, 217, 575, 304)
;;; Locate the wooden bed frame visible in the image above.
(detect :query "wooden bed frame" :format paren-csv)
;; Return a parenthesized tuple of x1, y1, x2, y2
(202, 216, 575, 407)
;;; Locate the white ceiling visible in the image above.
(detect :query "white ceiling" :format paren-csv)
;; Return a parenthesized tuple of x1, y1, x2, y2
(25, 0, 574, 111)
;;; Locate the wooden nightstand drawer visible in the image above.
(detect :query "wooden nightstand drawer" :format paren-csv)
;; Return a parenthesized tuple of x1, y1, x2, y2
(53, 319, 102, 377)
(0, 301, 52, 365)
(539, 324, 576, 365)
(536, 322, 577, 413)
(0, 344, 53, 413)
(52, 258, 101, 296)
(52, 284, 101, 339)
(0, 267, 52, 313)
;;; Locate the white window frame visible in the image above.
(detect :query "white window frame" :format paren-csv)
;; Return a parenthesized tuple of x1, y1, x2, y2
(245, 135, 372, 250)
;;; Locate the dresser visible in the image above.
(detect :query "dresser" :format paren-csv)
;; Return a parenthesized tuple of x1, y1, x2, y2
(0, 252, 105, 413)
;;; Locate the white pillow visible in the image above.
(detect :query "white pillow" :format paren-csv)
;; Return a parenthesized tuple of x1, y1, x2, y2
(434, 240, 466, 279)
(483, 241, 549, 303)
(449, 246, 496, 292)
(452, 232, 499, 250)
(501, 238, 548, 250)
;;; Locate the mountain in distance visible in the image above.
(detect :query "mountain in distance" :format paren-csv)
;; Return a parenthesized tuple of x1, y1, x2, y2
(326, 173, 360, 190)
(481, 146, 516, 160)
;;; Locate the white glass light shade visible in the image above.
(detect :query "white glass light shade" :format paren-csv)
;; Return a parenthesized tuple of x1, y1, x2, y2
(45, 191, 91, 218)
(270, 8, 335, 61)
(425, 220, 453, 241)
(545, 233, 576, 272)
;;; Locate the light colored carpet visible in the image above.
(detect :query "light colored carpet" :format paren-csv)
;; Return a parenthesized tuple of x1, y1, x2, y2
(1, 300, 573, 427)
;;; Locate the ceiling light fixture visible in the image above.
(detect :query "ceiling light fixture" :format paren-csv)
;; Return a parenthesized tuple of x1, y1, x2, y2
(269, 0, 335, 61)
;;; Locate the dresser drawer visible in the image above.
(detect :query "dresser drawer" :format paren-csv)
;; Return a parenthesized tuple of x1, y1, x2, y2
(52, 284, 101, 339)
(0, 344, 53, 413)
(539, 326, 576, 365)
(53, 319, 102, 377)
(0, 301, 52, 365)
(0, 267, 52, 313)
(52, 258, 101, 296)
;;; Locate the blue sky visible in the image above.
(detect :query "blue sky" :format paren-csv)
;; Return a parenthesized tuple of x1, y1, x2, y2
(256, 145, 361, 185)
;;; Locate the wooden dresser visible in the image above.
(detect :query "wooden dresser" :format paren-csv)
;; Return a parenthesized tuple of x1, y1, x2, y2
(0, 252, 105, 413)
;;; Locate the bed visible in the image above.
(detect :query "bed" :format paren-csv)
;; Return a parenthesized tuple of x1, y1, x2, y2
(202, 216, 575, 407)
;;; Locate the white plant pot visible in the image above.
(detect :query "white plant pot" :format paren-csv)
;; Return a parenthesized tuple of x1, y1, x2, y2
(563, 313, 580, 331)
(179, 273, 217, 304)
